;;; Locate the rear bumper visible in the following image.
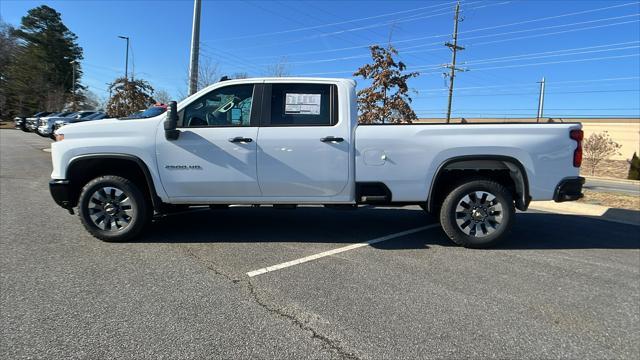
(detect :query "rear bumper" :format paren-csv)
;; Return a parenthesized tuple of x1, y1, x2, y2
(49, 179, 73, 210)
(553, 176, 585, 202)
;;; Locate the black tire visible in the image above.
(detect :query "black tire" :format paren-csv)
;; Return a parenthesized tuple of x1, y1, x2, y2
(78, 175, 151, 242)
(439, 179, 515, 248)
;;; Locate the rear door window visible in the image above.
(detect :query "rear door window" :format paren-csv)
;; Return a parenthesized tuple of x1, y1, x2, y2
(266, 83, 337, 126)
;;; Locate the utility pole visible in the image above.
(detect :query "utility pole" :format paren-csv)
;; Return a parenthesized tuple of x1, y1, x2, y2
(536, 77, 546, 122)
(70, 60, 77, 111)
(118, 35, 129, 80)
(444, 1, 464, 123)
(188, 0, 202, 95)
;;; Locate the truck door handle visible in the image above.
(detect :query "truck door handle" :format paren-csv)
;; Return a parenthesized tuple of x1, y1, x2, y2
(320, 136, 344, 143)
(228, 137, 253, 143)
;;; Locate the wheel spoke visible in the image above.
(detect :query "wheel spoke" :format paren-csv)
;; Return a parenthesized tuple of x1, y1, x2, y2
(455, 190, 504, 238)
(86, 186, 136, 233)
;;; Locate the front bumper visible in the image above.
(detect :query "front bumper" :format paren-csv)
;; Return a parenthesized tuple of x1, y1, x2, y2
(553, 176, 585, 202)
(38, 126, 51, 135)
(49, 179, 74, 212)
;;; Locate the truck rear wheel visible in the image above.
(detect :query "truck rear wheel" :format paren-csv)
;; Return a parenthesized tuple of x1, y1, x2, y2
(78, 175, 150, 242)
(439, 179, 515, 248)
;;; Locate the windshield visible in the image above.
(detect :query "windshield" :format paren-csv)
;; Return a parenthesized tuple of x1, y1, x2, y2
(77, 112, 96, 118)
(122, 106, 167, 119)
(138, 106, 167, 118)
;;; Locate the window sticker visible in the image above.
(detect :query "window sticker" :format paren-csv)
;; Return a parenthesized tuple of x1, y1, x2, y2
(285, 93, 321, 115)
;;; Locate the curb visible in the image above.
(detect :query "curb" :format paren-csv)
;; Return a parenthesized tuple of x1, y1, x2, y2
(583, 176, 640, 185)
(529, 201, 640, 226)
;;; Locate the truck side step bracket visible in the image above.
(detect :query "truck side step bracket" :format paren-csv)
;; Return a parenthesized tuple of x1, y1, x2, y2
(356, 182, 392, 204)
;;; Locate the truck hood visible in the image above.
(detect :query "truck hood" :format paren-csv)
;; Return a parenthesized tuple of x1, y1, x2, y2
(55, 115, 164, 140)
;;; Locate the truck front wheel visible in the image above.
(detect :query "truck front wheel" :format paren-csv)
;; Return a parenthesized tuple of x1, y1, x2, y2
(78, 175, 151, 242)
(439, 179, 515, 248)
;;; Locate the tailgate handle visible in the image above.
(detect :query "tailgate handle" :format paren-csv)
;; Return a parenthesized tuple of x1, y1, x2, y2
(320, 136, 344, 143)
(228, 137, 253, 143)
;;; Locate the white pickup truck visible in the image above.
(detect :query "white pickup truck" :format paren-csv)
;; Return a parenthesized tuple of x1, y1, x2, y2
(49, 78, 584, 248)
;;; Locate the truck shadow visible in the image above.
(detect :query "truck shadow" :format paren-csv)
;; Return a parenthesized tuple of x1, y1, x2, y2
(135, 207, 639, 250)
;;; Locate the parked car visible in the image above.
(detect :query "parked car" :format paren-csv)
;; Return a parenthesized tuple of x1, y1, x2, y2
(14, 115, 28, 131)
(49, 78, 584, 247)
(47, 111, 103, 138)
(51, 112, 106, 137)
(36, 112, 75, 137)
(84, 112, 107, 120)
(25, 111, 53, 132)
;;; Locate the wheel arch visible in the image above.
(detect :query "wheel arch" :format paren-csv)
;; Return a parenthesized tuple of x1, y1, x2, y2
(427, 155, 531, 212)
(66, 154, 163, 212)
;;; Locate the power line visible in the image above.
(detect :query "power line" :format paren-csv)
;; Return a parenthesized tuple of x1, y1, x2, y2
(413, 88, 639, 98)
(402, 13, 640, 52)
(452, 53, 640, 73)
(295, 52, 640, 77)
(204, 1, 458, 42)
(284, 18, 639, 72)
(460, 41, 639, 65)
(413, 76, 640, 92)
(466, 19, 640, 48)
(411, 41, 640, 70)
(414, 113, 640, 117)
(222, 1, 507, 53)
(414, 107, 640, 111)
(244, 3, 640, 60)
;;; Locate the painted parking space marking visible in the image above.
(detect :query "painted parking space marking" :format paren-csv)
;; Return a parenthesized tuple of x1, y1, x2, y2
(246, 224, 440, 277)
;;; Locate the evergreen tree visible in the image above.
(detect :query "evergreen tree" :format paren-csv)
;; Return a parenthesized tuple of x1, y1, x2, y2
(628, 152, 640, 180)
(353, 45, 419, 124)
(4, 5, 83, 116)
(0, 21, 19, 118)
(106, 77, 156, 117)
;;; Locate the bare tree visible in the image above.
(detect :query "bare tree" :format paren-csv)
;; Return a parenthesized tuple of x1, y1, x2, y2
(583, 131, 622, 175)
(77, 89, 100, 110)
(265, 57, 289, 77)
(154, 89, 171, 104)
(197, 57, 219, 90)
(179, 57, 219, 99)
(232, 72, 249, 79)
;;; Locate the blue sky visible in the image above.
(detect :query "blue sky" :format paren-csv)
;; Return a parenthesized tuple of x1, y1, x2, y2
(1, 0, 639, 118)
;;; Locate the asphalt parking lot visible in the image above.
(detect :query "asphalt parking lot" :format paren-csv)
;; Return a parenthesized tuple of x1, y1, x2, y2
(1, 129, 639, 359)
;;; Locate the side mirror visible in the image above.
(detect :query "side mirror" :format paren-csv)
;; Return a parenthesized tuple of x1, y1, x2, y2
(164, 101, 180, 140)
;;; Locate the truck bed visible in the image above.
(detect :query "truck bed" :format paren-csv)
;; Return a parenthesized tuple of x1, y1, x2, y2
(354, 123, 582, 202)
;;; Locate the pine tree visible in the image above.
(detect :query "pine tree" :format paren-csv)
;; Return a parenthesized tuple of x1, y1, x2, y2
(4, 5, 84, 116)
(106, 77, 156, 117)
(628, 152, 640, 180)
(353, 45, 419, 124)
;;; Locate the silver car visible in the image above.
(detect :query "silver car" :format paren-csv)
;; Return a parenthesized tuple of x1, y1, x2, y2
(36, 112, 75, 137)
(51, 111, 106, 137)
(25, 111, 53, 132)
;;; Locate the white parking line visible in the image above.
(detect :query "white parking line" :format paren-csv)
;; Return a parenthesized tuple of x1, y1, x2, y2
(246, 224, 440, 277)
